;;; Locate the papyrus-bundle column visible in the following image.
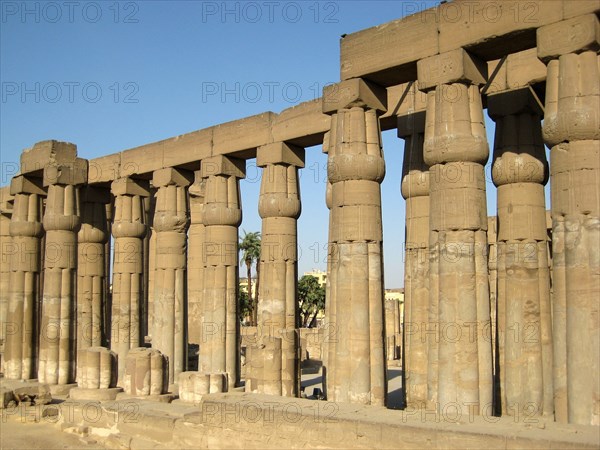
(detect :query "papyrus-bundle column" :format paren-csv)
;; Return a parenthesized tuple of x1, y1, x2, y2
(110, 177, 149, 382)
(537, 14, 600, 426)
(199, 155, 245, 390)
(488, 88, 553, 417)
(5, 175, 44, 379)
(77, 186, 110, 351)
(38, 155, 88, 385)
(188, 171, 205, 347)
(0, 187, 13, 369)
(397, 94, 429, 408)
(417, 48, 493, 414)
(322, 78, 387, 406)
(254, 141, 304, 397)
(152, 167, 192, 386)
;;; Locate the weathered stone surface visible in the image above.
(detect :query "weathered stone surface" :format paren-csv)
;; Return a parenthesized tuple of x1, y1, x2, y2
(122, 347, 167, 396)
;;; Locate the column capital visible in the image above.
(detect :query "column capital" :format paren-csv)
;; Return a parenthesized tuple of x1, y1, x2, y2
(10, 175, 46, 196)
(43, 159, 88, 187)
(487, 87, 544, 119)
(110, 177, 150, 197)
(417, 48, 487, 92)
(537, 14, 599, 63)
(200, 155, 245, 179)
(322, 78, 387, 114)
(188, 170, 205, 199)
(257, 142, 305, 168)
(152, 167, 194, 188)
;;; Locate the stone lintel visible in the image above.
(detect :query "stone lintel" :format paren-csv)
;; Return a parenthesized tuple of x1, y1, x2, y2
(10, 175, 46, 196)
(382, 82, 427, 124)
(43, 158, 88, 187)
(80, 185, 111, 204)
(152, 167, 194, 188)
(20, 140, 77, 175)
(397, 111, 426, 138)
(111, 177, 150, 197)
(322, 78, 387, 115)
(200, 155, 246, 179)
(417, 48, 487, 92)
(487, 87, 544, 119)
(256, 142, 305, 168)
(486, 48, 547, 95)
(537, 14, 600, 62)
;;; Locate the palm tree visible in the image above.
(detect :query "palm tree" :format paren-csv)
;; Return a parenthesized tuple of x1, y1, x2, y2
(239, 230, 261, 325)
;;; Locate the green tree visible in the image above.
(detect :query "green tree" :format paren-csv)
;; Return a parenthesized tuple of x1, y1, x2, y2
(238, 289, 252, 323)
(298, 275, 326, 328)
(239, 230, 261, 325)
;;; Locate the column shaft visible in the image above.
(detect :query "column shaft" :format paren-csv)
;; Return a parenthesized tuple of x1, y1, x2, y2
(489, 89, 553, 417)
(322, 78, 388, 406)
(187, 172, 205, 347)
(152, 168, 192, 386)
(5, 178, 44, 380)
(199, 155, 245, 389)
(538, 15, 600, 424)
(110, 177, 149, 382)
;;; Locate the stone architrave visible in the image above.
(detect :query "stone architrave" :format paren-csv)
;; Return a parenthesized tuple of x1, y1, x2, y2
(4, 175, 45, 380)
(152, 167, 193, 386)
(537, 14, 600, 426)
(417, 48, 493, 415)
(38, 154, 88, 385)
(110, 177, 150, 382)
(199, 155, 245, 390)
(488, 87, 553, 417)
(321, 78, 388, 406)
(255, 141, 304, 397)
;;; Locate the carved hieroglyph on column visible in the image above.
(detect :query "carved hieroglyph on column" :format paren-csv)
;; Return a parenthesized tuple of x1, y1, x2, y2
(488, 88, 553, 417)
(152, 167, 192, 386)
(417, 48, 493, 414)
(537, 14, 600, 426)
(253, 141, 304, 397)
(5, 176, 44, 380)
(199, 155, 245, 390)
(322, 78, 387, 406)
(110, 177, 149, 382)
(188, 171, 205, 347)
(77, 186, 110, 351)
(39, 156, 88, 384)
(398, 107, 430, 408)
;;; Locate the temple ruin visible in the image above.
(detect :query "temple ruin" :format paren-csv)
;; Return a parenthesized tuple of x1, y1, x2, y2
(1, 1, 599, 448)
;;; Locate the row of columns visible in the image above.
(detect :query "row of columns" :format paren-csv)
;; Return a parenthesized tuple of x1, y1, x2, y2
(0, 12, 597, 429)
(398, 13, 598, 426)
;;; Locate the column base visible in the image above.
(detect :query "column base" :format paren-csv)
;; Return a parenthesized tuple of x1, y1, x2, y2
(69, 387, 123, 401)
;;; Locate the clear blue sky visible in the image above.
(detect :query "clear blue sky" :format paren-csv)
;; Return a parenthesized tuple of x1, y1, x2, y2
(0, 1, 549, 288)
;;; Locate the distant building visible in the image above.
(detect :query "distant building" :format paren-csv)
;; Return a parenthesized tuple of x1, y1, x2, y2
(239, 277, 257, 298)
(303, 269, 327, 287)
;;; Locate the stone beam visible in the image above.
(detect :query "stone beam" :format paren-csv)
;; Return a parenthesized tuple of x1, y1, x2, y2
(340, 0, 599, 86)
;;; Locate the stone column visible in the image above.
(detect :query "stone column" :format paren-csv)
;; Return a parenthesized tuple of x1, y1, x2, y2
(4, 176, 44, 380)
(152, 167, 193, 386)
(322, 78, 387, 406)
(187, 171, 205, 347)
(0, 187, 14, 371)
(254, 141, 304, 397)
(38, 156, 88, 385)
(417, 48, 493, 414)
(77, 186, 110, 351)
(488, 88, 553, 417)
(110, 177, 149, 382)
(398, 110, 430, 408)
(199, 155, 245, 389)
(537, 14, 600, 426)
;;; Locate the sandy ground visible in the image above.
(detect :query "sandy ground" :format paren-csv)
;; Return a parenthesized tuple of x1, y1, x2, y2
(0, 419, 105, 450)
